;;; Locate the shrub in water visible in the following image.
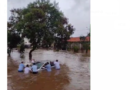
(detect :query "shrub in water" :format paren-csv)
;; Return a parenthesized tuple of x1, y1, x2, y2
(72, 45, 80, 52)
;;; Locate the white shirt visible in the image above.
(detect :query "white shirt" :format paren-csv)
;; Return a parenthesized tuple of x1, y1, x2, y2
(24, 67, 31, 74)
(54, 61, 60, 69)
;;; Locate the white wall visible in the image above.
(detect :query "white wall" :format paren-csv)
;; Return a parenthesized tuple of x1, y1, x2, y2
(24, 38, 31, 45)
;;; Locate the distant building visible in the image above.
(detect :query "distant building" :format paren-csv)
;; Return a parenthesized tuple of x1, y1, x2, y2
(22, 37, 90, 49)
(24, 38, 31, 48)
(67, 36, 90, 49)
(67, 37, 90, 42)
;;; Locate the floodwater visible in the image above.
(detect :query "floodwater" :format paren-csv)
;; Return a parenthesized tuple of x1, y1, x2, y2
(8, 49, 90, 90)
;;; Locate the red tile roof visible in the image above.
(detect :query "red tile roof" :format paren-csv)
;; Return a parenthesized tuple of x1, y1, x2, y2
(67, 37, 90, 42)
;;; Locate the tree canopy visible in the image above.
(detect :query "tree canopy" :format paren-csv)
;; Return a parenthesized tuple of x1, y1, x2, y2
(80, 36, 86, 42)
(87, 33, 90, 37)
(8, 0, 74, 59)
(7, 30, 21, 50)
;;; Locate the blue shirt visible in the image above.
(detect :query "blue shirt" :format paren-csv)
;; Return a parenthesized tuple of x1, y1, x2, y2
(31, 65, 38, 72)
(18, 63, 25, 71)
(45, 64, 51, 72)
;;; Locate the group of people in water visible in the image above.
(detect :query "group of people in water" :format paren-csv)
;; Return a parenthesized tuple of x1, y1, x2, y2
(18, 59, 60, 74)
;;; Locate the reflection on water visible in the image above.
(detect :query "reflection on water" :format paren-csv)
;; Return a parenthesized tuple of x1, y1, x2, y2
(55, 70, 60, 76)
(8, 49, 90, 90)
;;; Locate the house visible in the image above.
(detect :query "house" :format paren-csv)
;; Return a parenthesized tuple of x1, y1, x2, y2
(67, 36, 90, 49)
(67, 36, 90, 42)
(24, 38, 31, 48)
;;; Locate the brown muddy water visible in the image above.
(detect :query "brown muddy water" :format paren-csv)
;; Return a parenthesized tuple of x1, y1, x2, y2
(8, 49, 90, 90)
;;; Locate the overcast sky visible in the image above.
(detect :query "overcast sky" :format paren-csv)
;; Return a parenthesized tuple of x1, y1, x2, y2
(7, 0, 90, 37)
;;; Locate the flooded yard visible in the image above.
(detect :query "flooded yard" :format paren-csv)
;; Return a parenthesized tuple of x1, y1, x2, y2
(8, 49, 90, 90)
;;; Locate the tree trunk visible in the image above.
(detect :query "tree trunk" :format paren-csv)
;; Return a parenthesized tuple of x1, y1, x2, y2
(29, 46, 36, 60)
(29, 38, 40, 60)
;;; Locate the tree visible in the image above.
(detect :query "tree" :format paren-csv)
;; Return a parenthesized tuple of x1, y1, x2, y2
(19, 41, 25, 53)
(80, 36, 86, 51)
(7, 30, 21, 52)
(8, 21, 22, 57)
(80, 36, 86, 41)
(19, 43, 25, 58)
(8, 0, 74, 60)
(54, 24, 74, 50)
(87, 33, 90, 37)
(85, 32, 90, 53)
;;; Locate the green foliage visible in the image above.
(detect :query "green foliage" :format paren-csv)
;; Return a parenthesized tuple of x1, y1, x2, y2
(80, 36, 86, 51)
(19, 43, 25, 53)
(8, 30, 21, 49)
(17, 44, 20, 49)
(8, 0, 74, 59)
(80, 36, 86, 42)
(87, 33, 90, 37)
(85, 44, 90, 53)
(8, 0, 74, 49)
(72, 45, 80, 53)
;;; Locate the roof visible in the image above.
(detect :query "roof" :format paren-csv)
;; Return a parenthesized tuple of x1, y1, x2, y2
(67, 37, 90, 42)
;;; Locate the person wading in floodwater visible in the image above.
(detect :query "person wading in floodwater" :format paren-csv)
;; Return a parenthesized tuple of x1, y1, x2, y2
(24, 64, 31, 74)
(18, 62, 25, 72)
(50, 61, 54, 67)
(31, 63, 38, 74)
(45, 62, 52, 72)
(54, 60, 60, 70)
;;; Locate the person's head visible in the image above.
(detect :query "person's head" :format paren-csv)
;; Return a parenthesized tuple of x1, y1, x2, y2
(26, 64, 29, 67)
(46, 62, 49, 65)
(56, 60, 58, 62)
(21, 62, 23, 63)
(33, 63, 35, 65)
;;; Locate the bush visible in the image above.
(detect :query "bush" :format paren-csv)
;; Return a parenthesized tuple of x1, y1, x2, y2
(72, 45, 80, 52)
